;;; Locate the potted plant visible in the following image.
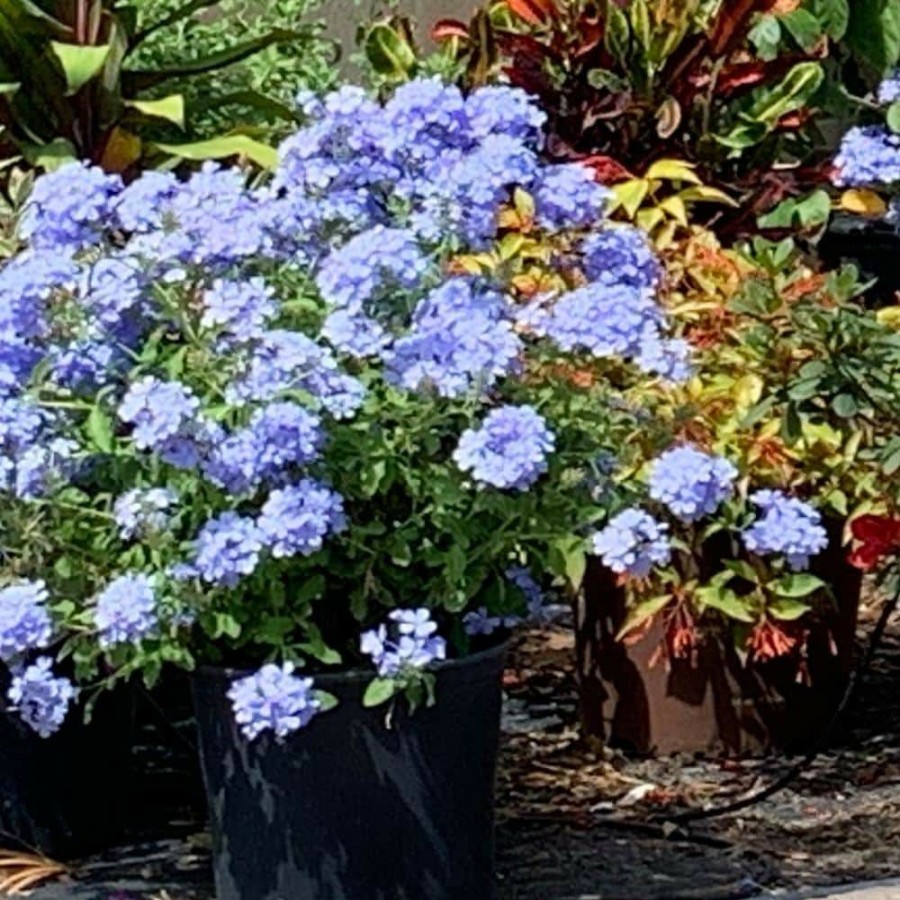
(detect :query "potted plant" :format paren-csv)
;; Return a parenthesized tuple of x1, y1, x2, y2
(576, 229, 900, 754)
(0, 77, 694, 894)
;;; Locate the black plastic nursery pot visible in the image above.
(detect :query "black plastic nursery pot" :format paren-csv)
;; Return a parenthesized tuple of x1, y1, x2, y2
(818, 214, 900, 308)
(193, 641, 507, 900)
(0, 684, 133, 860)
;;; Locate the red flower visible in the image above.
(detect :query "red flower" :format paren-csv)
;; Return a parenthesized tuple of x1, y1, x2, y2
(748, 618, 797, 662)
(848, 515, 900, 571)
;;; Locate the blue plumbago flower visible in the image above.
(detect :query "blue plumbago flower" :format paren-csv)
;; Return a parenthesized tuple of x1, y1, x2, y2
(648, 445, 738, 523)
(228, 662, 321, 741)
(506, 565, 552, 622)
(592, 509, 672, 578)
(454, 405, 555, 491)
(231, 332, 368, 420)
(0, 580, 53, 663)
(7, 657, 76, 738)
(581, 227, 661, 291)
(406, 134, 538, 247)
(118, 377, 200, 453)
(15, 437, 78, 499)
(114, 487, 178, 540)
(878, 70, 900, 105)
(463, 84, 546, 143)
(257, 479, 346, 558)
(360, 608, 447, 678)
(78, 256, 148, 336)
(636, 334, 694, 383)
(205, 402, 323, 495)
(94, 573, 158, 648)
(322, 309, 390, 359)
(380, 78, 470, 169)
(201, 278, 276, 343)
(20, 162, 121, 250)
(315, 226, 429, 314)
(463, 607, 521, 636)
(188, 512, 264, 587)
(531, 163, 609, 231)
(0, 249, 78, 340)
(113, 170, 179, 233)
(386, 279, 521, 397)
(833, 126, 900, 187)
(0, 398, 51, 493)
(50, 339, 124, 394)
(0, 336, 40, 398)
(536, 283, 662, 361)
(743, 490, 828, 571)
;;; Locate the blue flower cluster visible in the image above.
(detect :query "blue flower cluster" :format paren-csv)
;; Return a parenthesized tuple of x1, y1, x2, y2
(94, 574, 158, 648)
(114, 488, 177, 540)
(743, 490, 828, 571)
(591, 509, 672, 578)
(7, 657, 76, 738)
(878, 70, 900, 105)
(0, 580, 53, 663)
(648, 445, 737, 523)
(257, 479, 346, 558)
(454, 405, 555, 491)
(581, 226, 661, 291)
(833, 126, 900, 187)
(360, 609, 447, 678)
(228, 662, 321, 741)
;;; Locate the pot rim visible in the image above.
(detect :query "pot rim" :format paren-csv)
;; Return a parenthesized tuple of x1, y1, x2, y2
(195, 636, 510, 686)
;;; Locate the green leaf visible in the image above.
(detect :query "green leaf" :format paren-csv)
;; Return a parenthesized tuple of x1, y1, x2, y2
(363, 677, 397, 708)
(132, 0, 224, 45)
(724, 560, 760, 584)
(768, 597, 813, 621)
(695, 585, 756, 623)
(21, 138, 77, 171)
(125, 29, 308, 91)
(781, 403, 803, 445)
(832, 392, 858, 417)
(770, 573, 826, 598)
(888, 101, 900, 134)
(846, 0, 900, 72)
(807, 0, 850, 40)
(315, 690, 339, 712)
(154, 135, 277, 170)
(746, 61, 825, 125)
(364, 22, 417, 77)
(781, 9, 824, 51)
(749, 15, 782, 60)
(549, 535, 587, 590)
(85, 405, 114, 453)
(212, 613, 241, 639)
(50, 42, 111, 95)
(616, 594, 671, 641)
(125, 94, 185, 128)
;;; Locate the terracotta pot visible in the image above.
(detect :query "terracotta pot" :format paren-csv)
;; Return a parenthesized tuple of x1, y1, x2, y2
(575, 528, 862, 756)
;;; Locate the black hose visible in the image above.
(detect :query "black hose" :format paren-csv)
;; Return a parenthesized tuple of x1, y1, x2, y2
(658, 581, 900, 826)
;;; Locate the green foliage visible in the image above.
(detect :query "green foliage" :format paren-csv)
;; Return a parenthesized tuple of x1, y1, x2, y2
(0, 0, 330, 174)
(128, 0, 338, 143)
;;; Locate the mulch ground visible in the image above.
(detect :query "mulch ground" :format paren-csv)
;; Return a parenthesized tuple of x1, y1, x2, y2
(15, 598, 900, 899)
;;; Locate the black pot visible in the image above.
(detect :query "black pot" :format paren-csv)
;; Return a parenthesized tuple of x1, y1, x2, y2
(193, 641, 507, 900)
(0, 685, 133, 859)
(819, 214, 900, 308)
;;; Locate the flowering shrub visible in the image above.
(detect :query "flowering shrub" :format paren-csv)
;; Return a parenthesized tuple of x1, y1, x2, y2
(0, 77, 699, 742)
